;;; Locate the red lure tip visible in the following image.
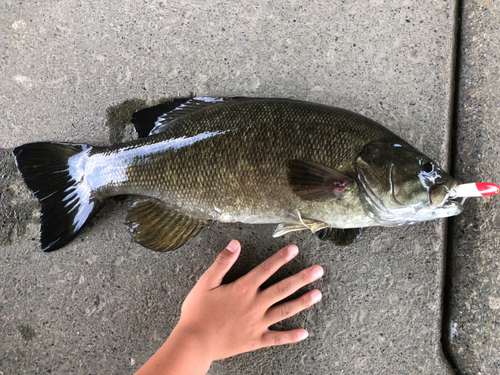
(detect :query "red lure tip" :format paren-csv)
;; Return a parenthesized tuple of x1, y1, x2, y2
(476, 182, 500, 196)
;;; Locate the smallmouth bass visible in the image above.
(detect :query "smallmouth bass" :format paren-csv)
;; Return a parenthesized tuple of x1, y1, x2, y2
(14, 97, 464, 252)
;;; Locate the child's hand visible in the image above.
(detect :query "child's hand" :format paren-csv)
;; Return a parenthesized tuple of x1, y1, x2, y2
(177, 239, 323, 361)
(136, 240, 323, 375)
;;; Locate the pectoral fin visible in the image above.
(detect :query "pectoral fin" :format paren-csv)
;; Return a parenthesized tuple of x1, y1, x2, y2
(273, 209, 329, 237)
(316, 227, 362, 246)
(125, 199, 215, 252)
(288, 160, 354, 201)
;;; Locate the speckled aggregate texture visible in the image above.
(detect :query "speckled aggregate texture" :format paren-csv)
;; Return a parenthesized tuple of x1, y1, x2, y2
(446, 1, 500, 374)
(0, 1, 458, 374)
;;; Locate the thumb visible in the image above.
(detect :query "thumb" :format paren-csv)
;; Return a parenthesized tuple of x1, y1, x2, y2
(200, 240, 241, 289)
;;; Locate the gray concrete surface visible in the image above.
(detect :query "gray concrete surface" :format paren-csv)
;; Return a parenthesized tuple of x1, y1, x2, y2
(445, 1, 500, 374)
(0, 0, 461, 374)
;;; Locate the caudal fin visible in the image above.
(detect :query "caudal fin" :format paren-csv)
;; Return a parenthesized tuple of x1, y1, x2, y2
(13, 142, 102, 251)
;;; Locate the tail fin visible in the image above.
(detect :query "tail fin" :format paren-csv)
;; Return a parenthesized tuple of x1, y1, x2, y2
(13, 142, 102, 251)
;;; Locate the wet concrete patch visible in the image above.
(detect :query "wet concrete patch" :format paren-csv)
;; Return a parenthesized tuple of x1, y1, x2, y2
(0, 149, 38, 247)
(105, 96, 196, 144)
(106, 99, 147, 144)
(17, 325, 36, 341)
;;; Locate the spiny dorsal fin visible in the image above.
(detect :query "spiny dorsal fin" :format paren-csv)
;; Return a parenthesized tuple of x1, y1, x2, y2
(288, 160, 354, 201)
(131, 97, 228, 138)
(125, 199, 215, 252)
(316, 227, 362, 246)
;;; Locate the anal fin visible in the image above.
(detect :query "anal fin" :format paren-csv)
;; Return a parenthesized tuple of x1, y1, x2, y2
(316, 227, 362, 246)
(125, 199, 215, 252)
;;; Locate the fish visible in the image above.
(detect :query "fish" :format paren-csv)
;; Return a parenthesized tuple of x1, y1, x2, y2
(13, 97, 464, 252)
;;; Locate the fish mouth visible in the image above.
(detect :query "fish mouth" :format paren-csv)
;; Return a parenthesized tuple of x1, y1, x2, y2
(440, 196, 463, 210)
(437, 196, 464, 220)
(416, 179, 465, 219)
(430, 180, 464, 209)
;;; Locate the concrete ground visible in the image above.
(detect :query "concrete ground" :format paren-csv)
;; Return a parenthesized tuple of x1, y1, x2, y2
(444, 1, 500, 375)
(0, 1, 497, 374)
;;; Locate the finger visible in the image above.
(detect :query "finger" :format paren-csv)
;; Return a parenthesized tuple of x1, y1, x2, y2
(199, 240, 241, 289)
(265, 289, 322, 326)
(241, 245, 298, 287)
(260, 329, 309, 348)
(261, 265, 323, 306)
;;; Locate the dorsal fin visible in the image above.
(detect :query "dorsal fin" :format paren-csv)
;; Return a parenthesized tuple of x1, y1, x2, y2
(131, 98, 190, 137)
(131, 97, 228, 138)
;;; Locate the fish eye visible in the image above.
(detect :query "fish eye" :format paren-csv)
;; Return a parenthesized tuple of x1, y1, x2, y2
(423, 161, 434, 173)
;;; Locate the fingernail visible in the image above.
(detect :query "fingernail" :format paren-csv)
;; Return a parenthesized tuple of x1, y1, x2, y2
(226, 240, 239, 253)
(298, 330, 309, 341)
(287, 245, 298, 257)
(312, 266, 323, 279)
(311, 290, 322, 303)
